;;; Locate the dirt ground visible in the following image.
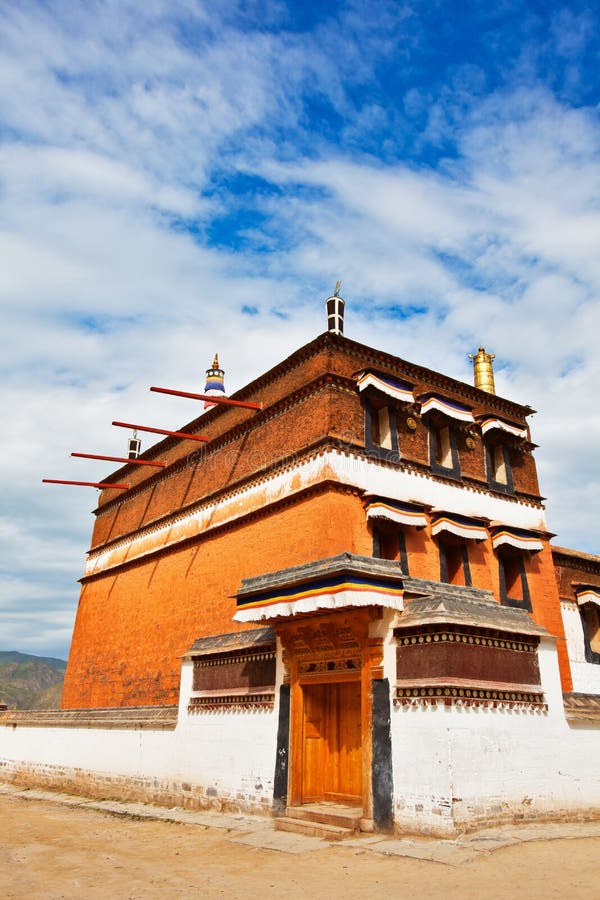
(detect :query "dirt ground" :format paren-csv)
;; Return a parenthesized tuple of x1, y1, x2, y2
(2, 793, 600, 899)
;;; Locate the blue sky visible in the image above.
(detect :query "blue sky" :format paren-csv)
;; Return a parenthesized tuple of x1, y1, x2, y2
(1, 0, 599, 659)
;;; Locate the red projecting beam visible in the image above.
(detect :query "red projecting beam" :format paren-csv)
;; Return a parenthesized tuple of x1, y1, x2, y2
(42, 479, 130, 490)
(150, 386, 262, 411)
(112, 421, 209, 442)
(71, 452, 166, 468)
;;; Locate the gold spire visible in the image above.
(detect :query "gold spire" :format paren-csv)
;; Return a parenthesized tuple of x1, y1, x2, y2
(212, 353, 219, 370)
(469, 347, 496, 394)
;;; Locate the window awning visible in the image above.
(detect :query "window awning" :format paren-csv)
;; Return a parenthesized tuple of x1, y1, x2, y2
(357, 371, 415, 404)
(365, 497, 428, 528)
(491, 526, 544, 552)
(419, 392, 474, 423)
(574, 586, 600, 608)
(431, 512, 487, 541)
(477, 416, 528, 440)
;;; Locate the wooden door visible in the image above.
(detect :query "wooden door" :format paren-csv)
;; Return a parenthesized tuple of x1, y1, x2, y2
(301, 684, 326, 802)
(301, 681, 362, 804)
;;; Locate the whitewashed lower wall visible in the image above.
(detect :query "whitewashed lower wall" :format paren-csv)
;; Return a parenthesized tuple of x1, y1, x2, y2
(3, 639, 600, 834)
(390, 638, 600, 835)
(0, 696, 280, 816)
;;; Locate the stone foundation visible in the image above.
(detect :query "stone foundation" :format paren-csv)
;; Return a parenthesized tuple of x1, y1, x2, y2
(0, 758, 272, 817)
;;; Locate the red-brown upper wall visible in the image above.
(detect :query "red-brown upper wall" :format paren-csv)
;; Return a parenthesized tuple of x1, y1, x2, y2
(89, 332, 542, 551)
(552, 545, 600, 598)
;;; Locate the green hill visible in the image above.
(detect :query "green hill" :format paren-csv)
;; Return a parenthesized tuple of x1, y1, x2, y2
(0, 651, 67, 709)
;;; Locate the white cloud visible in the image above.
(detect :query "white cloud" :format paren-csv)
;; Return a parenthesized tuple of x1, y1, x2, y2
(0, 2, 599, 659)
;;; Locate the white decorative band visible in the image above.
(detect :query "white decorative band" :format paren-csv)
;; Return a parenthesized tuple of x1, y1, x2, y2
(85, 450, 547, 577)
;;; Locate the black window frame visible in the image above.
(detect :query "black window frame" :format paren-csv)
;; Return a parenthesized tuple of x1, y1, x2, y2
(372, 524, 409, 573)
(438, 537, 472, 586)
(364, 398, 400, 461)
(497, 547, 532, 611)
(580, 603, 600, 665)
(428, 420, 461, 479)
(485, 440, 515, 495)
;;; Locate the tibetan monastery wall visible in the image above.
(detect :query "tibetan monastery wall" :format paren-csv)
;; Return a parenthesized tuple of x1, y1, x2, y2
(2, 636, 600, 833)
(90, 380, 358, 550)
(62, 486, 371, 709)
(62, 332, 564, 708)
(63, 446, 568, 710)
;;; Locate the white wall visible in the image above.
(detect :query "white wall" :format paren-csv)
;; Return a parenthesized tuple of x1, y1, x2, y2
(390, 638, 600, 835)
(3, 636, 600, 833)
(0, 665, 281, 816)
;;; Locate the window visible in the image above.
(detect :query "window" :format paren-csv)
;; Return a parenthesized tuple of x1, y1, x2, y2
(486, 441, 514, 493)
(373, 406, 393, 450)
(581, 605, 600, 663)
(365, 401, 399, 457)
(373, 525, 409, 572)
(498, 547, 531, 610)
(434, 424, 452, 467)
(429, 421, 460, 478)
(491, 445, 507, 483)
(439, 536, 471, 586)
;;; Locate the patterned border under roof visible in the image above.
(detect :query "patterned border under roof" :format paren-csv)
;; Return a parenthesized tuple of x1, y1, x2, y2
(234, 574, 404, 622)
(184, 626, 275, 657)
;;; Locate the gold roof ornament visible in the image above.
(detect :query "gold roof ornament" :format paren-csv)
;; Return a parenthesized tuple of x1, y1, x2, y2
(212, 353, 219, 370)
(469, 347, 496, 394)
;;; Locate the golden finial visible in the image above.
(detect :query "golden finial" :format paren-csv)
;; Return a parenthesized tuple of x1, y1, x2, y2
(212, 353, 219, 370)
(469, 347, 496, 394)
(334, 280, 342, 297)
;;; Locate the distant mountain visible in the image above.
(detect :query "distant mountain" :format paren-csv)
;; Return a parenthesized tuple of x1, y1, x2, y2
(0, 651, 67, 709)
(0, 650, 67, 672)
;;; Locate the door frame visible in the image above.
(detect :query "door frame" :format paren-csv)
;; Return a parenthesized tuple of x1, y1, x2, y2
(298, 674, 363, 805)
(277, 609, 384, 821)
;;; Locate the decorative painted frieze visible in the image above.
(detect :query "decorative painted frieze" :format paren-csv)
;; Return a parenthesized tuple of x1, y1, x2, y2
(84, 448, 548, 578)
(187, 628, 276, 713)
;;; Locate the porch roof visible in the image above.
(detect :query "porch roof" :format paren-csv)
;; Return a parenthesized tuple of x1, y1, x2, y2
(233, 553, 407, 623)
